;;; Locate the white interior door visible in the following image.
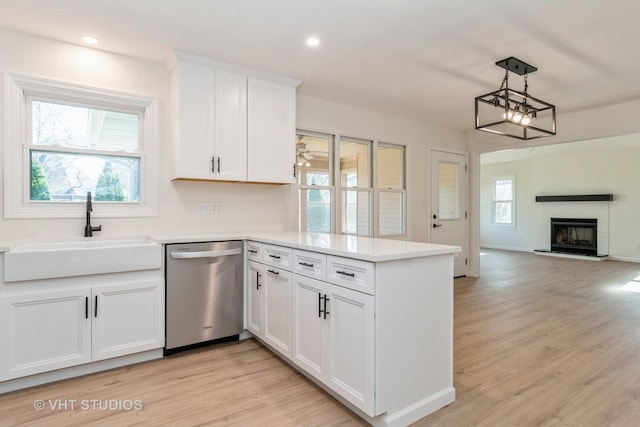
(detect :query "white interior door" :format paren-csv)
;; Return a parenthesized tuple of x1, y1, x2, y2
(430, 150, 468, 277)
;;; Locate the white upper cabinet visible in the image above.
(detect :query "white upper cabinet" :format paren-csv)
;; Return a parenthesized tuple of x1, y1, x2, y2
(247, 78, 296, 184)
(214, 70, 247, 181)
(169, 51, 299, 184)
(171, 62, 247, 181)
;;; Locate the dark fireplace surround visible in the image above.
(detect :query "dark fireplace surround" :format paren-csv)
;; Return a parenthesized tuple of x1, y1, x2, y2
(550, 218, 597, 256)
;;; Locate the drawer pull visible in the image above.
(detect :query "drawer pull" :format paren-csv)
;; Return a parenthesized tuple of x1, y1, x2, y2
(336, 270, 355, 278)
(248, 249, 258, 254)
(269, 254, 281, 259)
(299, 262, 314, 268)
(267, 269, 280, 275)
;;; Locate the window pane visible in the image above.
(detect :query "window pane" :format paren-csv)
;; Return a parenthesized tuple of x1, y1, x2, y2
(30, 150, 140, 202)
(379, 192, 404, 235)
(495, 179, 513, 201)
(299, 188, 332, 233)
(296, 133, 332, 185)
(377, 145, 404, 189)
(438, 162, 459, 219)
(32, 100, 139, 153)
(342, 190, 370, 235)
(495, 201, 512, 224)
(340, 137, 370, 187)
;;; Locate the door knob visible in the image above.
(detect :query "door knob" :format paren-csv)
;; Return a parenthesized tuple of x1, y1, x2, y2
(433, 223, 443, 228)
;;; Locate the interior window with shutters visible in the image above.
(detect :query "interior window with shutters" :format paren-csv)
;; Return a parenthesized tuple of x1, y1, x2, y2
(296, 131, 333, 233)
(340, 137, 372, 236)
(377, 143, 405, 236)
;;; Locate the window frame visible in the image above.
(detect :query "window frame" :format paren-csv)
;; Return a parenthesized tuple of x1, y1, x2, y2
(491, 174, 516, 227)
(4, 73, 158, 218)
(375, 142, 406, 237)
(339, 136, 373, 236)
(295, 130, 335, 233)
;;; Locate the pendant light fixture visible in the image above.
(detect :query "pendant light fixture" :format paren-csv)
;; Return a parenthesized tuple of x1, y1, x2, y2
(475, 57, 556, 140)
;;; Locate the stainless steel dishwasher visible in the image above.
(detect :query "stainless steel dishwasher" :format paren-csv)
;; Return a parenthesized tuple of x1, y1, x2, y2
(165, 241, 243, 353)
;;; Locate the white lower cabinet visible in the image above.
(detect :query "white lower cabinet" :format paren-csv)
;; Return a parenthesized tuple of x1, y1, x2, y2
(0, 288, 92, 380)
(247, 259, 294, 359)
(293, 274, 375, 416)
(0, 280, 163, 381)
(91, 281, 164, 361)
(263, 267, 293, 358)
(247, 260, 265, 338)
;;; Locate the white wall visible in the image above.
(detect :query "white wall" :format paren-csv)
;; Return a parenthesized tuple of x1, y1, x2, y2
(0, 28, 291, 242)
(297, 95, 468, 242)
(0, 28, 469, 244)
(480, 145, 640, 261)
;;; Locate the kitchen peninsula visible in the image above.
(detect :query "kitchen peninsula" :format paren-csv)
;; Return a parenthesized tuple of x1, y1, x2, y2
(0, 232, 459, 427)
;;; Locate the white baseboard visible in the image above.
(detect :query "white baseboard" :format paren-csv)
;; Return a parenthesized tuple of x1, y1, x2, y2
(480, 245, 534, 253)
(608, 256, 640, 263)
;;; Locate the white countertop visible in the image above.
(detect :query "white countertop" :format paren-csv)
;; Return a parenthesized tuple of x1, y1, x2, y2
(0, 231, 460, 262)
(154, 231, 460, 262)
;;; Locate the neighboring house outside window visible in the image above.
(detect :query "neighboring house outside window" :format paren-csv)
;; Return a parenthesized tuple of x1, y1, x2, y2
(492, 175, 515, 226)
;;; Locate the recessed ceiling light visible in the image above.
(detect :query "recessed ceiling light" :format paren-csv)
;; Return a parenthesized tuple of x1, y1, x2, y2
(306, 37, 320, 47)
(81, 36, 99, 45)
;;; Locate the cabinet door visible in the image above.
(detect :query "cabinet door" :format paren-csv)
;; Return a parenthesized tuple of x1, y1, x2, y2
(92, 280, 164, 361)
(214, 70, 247, 181)
(292, 274, 326, 382)
(326, 284, 375, 416)
(263, 267, 293, 358)
(247, 78, 296, 184)
(247, 261, 265, 338)
(0, 288, 92, 381)
(172, 61, 215, 179)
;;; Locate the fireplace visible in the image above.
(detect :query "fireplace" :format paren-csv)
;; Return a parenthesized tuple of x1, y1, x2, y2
(550, 218, 597, 256)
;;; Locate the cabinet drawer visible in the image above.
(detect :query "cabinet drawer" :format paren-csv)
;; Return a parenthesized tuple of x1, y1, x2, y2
(246, 241, 263, 262)
(263, 244, 293, 270)
(292, 250, 327, 281)
(327, 256, 375, 295)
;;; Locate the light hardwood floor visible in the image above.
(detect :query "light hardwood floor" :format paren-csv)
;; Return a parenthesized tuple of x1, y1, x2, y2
(3, 250, 640, 426)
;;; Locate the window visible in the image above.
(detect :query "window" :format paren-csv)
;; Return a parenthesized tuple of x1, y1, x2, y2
(5, 74, 158, 218)
(295, 130, 406, 237)
(377, 143, 405, 236)
(340, 137, 371, 235)
(296, 131, 333, 233)
(492, 175, 515, 226)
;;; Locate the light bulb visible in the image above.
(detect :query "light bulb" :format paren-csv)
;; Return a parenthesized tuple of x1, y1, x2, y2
(521, 116, 531, 126)
(512, 112, 523, 122)
(297, 161, 303, 166)
(503, 110, 514, 120)
(305, 162, 311, 167)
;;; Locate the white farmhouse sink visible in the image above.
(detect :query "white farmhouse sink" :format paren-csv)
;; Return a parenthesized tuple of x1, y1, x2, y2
(4, 238, 162, 282)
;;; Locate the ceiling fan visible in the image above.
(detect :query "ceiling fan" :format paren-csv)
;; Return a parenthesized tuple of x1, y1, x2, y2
(296, 135, 314, 167)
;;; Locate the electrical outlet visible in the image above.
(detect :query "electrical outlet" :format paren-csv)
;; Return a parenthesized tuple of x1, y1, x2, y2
(198, 203, 209, 215)
(209, 201, 223, 215)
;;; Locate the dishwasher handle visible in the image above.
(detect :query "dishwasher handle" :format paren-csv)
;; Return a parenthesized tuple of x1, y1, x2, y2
(170, 248, 242, 259)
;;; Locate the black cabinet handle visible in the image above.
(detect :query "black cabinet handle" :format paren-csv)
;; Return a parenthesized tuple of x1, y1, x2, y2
(256, 271, 261, 289)
(267, 269, 279, 275)
(269, 254, 281, 259)
(211, 156, 215, 173)
(85, 297, 88, 319)
(94, 295, 98, 318)
(323, 295, 330, 319)
(293, 164, 296, 178)
(299, 262, 314, 268)
(336, 270, 355, 277)
(248, 249, 258, 254)
(217, 157, 221, 173)
(318, 292, 323, 318)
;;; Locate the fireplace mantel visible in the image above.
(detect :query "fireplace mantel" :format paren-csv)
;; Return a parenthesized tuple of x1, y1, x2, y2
(535, 194, 613, 202)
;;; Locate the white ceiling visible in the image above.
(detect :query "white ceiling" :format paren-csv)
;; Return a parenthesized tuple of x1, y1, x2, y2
(1, 0, 640, 131)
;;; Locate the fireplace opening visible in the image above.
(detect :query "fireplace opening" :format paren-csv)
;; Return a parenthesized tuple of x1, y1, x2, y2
(550, 218, 597, 256)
